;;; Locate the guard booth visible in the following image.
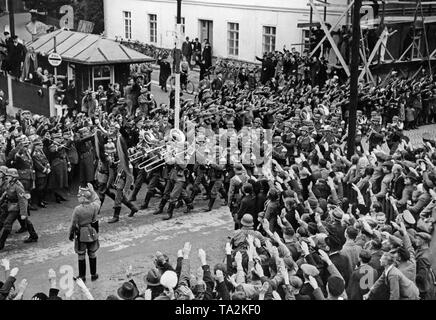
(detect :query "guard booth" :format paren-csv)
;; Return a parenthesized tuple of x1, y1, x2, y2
(27, 29, 154, 99)
(0, 29, 154, 117)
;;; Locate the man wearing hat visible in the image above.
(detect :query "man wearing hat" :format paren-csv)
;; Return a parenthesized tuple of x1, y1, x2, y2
(69, 183, 100, 282)
(103, 130, 139, 224)
(296, 126, 313, 156)
(0, 168, 38, 250)
(374, 161, 394, 202)
(228, 164, 249, 230)
(230, 213, 264, 251)
(414, 231, 436, 300)
(47, 132, 70, 203)
(31, 138, 50, 208)
(7, 135, 37, 212)
(76, 127, 96, 186)
(396, 171, 419, 211)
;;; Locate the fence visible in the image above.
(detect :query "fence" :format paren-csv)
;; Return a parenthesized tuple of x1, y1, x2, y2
(0, 74, 52, 117)
(120, 39, 262, 83)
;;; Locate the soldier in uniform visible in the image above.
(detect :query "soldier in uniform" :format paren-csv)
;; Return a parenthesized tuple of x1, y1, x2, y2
(204, 146, 227, 212)
(76, 127, 96, 186)
(296, 126, 314, 156)
(187, 134, 212, 205)
(228, 163, 249, 230)
(95, 138, 116, 210)
(47, 133, 70, 203)
(0, 166, 10, 233)
(0, 168, 38, 250)
(153, 159, 193, 221)
(7, 135, 36, 234)
(31, 138, 50, 208)
(7, 135, 37, 210)
(69, 183, 100, 282)
(107, 126, 138, 224)
(272, 135, 287, 167)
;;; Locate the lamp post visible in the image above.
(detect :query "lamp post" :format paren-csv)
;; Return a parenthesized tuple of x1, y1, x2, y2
(346, 0, 362, 159)
(8, 0, 15, 37)
(174, 0, 182, 130)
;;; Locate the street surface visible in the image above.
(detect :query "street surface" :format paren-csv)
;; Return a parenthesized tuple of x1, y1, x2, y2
(1, 74, 435, 299)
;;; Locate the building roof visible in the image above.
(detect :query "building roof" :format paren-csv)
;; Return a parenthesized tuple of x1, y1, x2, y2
(27, 30, 154, 65)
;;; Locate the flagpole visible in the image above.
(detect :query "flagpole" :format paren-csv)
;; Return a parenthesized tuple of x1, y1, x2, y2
(174, 0, 182, 130)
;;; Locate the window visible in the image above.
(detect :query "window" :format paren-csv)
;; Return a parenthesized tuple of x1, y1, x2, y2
(175, 17, 185, 34)
(228, 22, 239, 56)
(302, 29, 310, 52)
(262, 26, 276, 53)
(123, 11, 131, 39)
(149, 14, 157, 43)
(93, 66, 112, 90)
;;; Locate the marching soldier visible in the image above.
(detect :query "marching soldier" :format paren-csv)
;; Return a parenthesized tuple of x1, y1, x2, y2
(7, 135, 36, 234)
(107, 126, 138, 224)
(204, 146, 227, 212)
(0, 166, 9, 232)
(69, 183, 100, 282)
(7, 135, 37, 210)
(31, 138, 50, 208)
(0, 168, 38, 251)
(153, 159, 193, 221)
(228, 163, 249, 230)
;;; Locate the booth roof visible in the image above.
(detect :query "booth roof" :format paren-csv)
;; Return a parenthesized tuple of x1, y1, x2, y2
(28, 30, 154, 65)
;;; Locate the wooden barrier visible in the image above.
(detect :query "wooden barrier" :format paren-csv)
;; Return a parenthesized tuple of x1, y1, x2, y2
(0, 74, 51, 117)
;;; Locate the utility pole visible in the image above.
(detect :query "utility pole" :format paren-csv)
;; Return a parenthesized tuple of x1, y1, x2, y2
(347, 0, 361, 159)
(8, 0, 15, 37)
(54, 36, 58, 83)
(174, 0, 182, 130)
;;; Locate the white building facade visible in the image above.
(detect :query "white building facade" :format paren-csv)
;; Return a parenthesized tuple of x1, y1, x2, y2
(103, 0, 347, 63)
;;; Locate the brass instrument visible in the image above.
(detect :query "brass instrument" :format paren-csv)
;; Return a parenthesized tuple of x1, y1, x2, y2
(44, 137, 70, 150)
(137, 129, 194, 173)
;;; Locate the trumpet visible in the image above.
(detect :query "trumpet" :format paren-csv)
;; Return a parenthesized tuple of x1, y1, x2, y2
(44, 137, 71, 150)
(128, 144, 166, 163)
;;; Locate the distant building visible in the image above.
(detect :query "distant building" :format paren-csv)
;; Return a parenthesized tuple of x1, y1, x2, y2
(103, 0, 347, 63)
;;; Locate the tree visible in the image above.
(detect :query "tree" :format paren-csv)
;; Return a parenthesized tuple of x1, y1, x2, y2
(24, 0, 72, 16)
(73, 0, 104, 34)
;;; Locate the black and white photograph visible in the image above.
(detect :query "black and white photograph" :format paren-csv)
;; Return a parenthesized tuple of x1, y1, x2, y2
(0, 0, 436, 308)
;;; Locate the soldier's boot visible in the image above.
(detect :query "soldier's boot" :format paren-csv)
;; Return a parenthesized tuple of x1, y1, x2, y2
(128, 186, 140, 202)
(77, 259, 86, 282)
(15, 218, 27, 234)
(152, 199, 167, 215)
(125, 199, 139, 217)
(163, 202, 176, 221)
(106, 190, 116, 200)
(189, 190, 198, 204)
(183, 204, 193, 214)
(183, 200, 193, 214)
(108, 207, 121, 224)
(140, 192, 153, 210)
(55, 193, 67, 202)
(89, 257, 98, 281)
(204, 198, 216, 212)
(219, 189, 228, 206)
(23, 220, 38, 243)
(0, 229, 10, 251)
(176, 198, 184, 209)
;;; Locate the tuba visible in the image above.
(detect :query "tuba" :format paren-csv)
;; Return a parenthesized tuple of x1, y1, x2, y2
(137, 129, 190, 172)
